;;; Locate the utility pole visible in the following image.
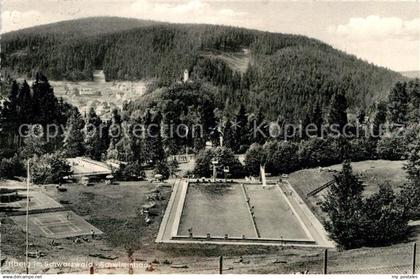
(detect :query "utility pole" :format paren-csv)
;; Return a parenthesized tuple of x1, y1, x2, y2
(0, 220, 2, 274)
(413, 242, 417, 274)
(25, 159, 30, 274)
(323, 249, 328, 274)
(219, 256, 223, 274)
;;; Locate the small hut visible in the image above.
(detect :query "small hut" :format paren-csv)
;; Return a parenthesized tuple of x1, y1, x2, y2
(105, 175, 115, 185)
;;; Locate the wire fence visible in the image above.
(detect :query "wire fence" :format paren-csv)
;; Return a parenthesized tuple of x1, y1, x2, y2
(80, 242, 419, 275)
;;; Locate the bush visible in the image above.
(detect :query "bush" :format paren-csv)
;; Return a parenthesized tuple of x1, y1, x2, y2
(0, 154, 24, 179)
(265, 141, 300, 174)
(359, 183, 410, 246)
(377, 135, 406, 160)
(154, 160, 170, 180)
(244, 143, 266, 176)
(348, 138, 377, 161)
(31, 152, 72, 184)
(116, 161, 145, 181)
(298, 137, 341, 168)
(194, 147, 245, 178)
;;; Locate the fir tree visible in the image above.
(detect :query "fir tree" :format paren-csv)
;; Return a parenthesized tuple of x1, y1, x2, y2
(328, 92, 348, 132)
(322, 161, 364, 249)
(84, 107, 105, 160)
(63, 109, 85, 157)
(388, 81, 409, 125)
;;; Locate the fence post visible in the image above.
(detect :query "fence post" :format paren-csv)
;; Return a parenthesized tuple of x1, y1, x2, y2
(90, 263, 94, 274)
(413, 243, 417, 275)
(323, 249, 328, 274)
(219, 256, 223, 274)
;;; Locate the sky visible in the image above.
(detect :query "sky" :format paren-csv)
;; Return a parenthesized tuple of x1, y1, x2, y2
(1, 0, 419, 72)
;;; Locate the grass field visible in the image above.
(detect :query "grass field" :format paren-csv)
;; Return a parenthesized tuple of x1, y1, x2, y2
(286, 160, 409, 224)
(328, 160, 407, 196)
(200, 49, 250, 74)
(288, 160, 407, 199)
(286, 169, 335, 197)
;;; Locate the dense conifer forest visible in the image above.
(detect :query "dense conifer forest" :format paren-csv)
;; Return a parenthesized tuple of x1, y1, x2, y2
(2, 17, 405, 120)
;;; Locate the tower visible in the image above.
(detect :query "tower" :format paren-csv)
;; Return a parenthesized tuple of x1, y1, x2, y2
(183, 69, 189, 83)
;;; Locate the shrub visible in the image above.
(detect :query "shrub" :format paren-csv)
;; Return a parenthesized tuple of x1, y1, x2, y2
(0, 154, 24, 179)
(154, 160, 170, 180)
(116, 161, 145, 181)
(31, 152, 72, 184)
(194, 147, 245, 178)
(244, 143, 266, 176)
(377, 135, 406, 160)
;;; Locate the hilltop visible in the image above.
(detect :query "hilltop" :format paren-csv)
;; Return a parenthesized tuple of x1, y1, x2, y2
(2, 16, 160, 38)
(1, 17, 405, 119)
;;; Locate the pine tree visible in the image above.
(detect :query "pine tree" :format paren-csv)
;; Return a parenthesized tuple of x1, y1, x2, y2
(0, 81, 19, 146)
(144, 110, 165, 164)
(236, 104, 249, 148)
(251, 110, 268, 145)
(372, 101, 387, 138)
(223, 119, 239, 152)
(388, 81, 409, 125)
(322, 161, 365, 249)
(84, 107, 105, 160)
(108, 108, 123, 146)
(31, 73, 61, 126)
(63, 109, 85, 157)
(328, 92, 348, 132)
(357, 109, 366, 124)
(311, 101, 323, 137)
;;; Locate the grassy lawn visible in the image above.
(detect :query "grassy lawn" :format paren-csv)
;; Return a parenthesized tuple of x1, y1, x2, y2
(43, 181, 171, 249)
(328, 160, 407, 196)
(285, 160, 410, 234)
(286, 160, 407, 199)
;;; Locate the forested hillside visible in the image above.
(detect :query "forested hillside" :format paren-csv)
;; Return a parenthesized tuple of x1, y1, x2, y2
(1, 17, 405, 120)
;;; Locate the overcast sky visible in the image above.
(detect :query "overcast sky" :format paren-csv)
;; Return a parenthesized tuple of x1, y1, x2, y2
(2, 0, 419, 72)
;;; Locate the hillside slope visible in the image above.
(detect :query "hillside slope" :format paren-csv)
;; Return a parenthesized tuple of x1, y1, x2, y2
(1, 17, 405, 119)
(2, 17, 160, 38)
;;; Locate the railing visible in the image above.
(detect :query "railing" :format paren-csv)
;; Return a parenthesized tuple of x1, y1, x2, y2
(306, 180, 335, 197)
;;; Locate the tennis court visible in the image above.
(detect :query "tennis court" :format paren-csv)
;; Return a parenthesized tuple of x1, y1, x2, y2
(13, 211, 103, 239)
(8, 191, 64, 212)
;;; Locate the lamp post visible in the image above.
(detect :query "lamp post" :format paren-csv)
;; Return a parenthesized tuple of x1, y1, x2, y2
(211, 159, 218, 182)
(223, 166, 230, 183)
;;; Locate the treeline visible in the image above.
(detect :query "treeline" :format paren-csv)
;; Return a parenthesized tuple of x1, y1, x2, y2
(0, 74, 71, 154)
(0, 74, 170, 182)
(241, 78, 420, 175)
(244, 45, 403, 120)
(2, 18, 404, 119)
